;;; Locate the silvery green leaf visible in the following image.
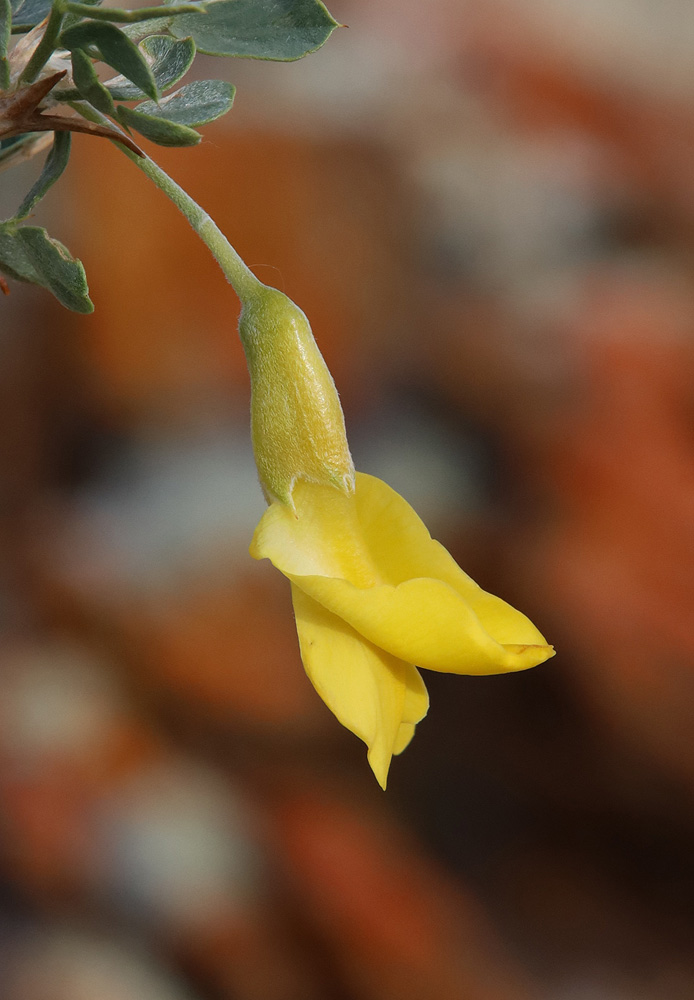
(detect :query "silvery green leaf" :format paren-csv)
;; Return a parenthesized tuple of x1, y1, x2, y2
(105, 34, 195, 100)
(0, 222, 93, 312)
(15, 131, 71, 219)
(117, 102, 200, 145)
(11, 0, 52, 31)
(134, 79, 234, 127)
(61, 20, 157, 100)
(71, 46, 116, 113)
(19, 226, 93, 311)
(0, 222, 40, 282)
(168, 0, 339, 61)
(0, 0, 11, 89)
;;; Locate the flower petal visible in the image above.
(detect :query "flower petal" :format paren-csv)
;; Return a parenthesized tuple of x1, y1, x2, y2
(352, 473, 548, 646)
(293, 574, 554, 674)
(252, 473, 549, 647)
(291, 584, 428, 788)
(252, 480, 377, 585)
(392, 672, 430, 755)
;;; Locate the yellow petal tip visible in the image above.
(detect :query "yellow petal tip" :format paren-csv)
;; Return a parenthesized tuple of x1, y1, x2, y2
(368, 751, 390, 790)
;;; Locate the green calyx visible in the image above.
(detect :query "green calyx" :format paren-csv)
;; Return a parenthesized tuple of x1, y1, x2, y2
(238, 284, 354, 507)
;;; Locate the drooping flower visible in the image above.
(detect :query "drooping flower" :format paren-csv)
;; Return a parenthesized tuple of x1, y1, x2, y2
(238, 284, 555, 787)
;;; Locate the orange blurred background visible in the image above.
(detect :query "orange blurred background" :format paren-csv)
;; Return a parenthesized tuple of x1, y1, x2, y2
(2, 2, 694, 997)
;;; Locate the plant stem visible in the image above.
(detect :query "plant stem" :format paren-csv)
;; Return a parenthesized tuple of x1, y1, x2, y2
(63, 3, 205, 23)
(71, 102, 262, 303)
(20, 1, 65, 84)
(125, 148, 262, 301)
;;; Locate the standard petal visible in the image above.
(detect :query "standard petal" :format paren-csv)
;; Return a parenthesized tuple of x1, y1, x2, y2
(252, 482, 378, 586)
(291, 584, 428, 788)
(292, 574, 555, 675)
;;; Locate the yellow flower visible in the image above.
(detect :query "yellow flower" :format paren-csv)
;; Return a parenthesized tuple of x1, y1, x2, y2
(250, 474, 554, 788)
(240, 283, 554, 788)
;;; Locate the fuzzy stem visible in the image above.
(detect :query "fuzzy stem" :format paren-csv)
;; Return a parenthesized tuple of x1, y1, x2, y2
(72, 101, 262, 303)
(20, 1, 66, 84)
(63, 3, 205, 23)
(124, 148, 262, 302)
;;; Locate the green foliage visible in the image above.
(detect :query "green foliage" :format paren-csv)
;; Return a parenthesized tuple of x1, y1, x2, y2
(64, 2, 204, 24)
(0, 222, 93, 311)
(105, 35, 195, 100)
(71, 45, 116, 113)
(0, 133, 46, 168)
(61, 21, 159, 99)
(11, 0, 53, 32)
(0, 0, 10, 89)
(117, 103, 200, 145)
(134, 80, 234, 126)
(1, 0, 340, 310)
(0, 222, 41, 282)
(169, 0, 339, 60)
(15, 131, 71, 218)
(116, 79, 233, 145)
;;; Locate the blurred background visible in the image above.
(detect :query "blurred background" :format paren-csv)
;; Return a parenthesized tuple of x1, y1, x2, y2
(2, 1, 694, 997)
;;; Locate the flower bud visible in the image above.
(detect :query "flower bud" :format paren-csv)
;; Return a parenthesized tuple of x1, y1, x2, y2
(238, 284, 355, 507)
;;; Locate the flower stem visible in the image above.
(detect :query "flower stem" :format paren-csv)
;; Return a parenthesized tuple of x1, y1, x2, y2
(63, 2, 205, 22)
(20, 2, 66, 84)
(71, 102, 262, 303)
(122, 147, 262, 302)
